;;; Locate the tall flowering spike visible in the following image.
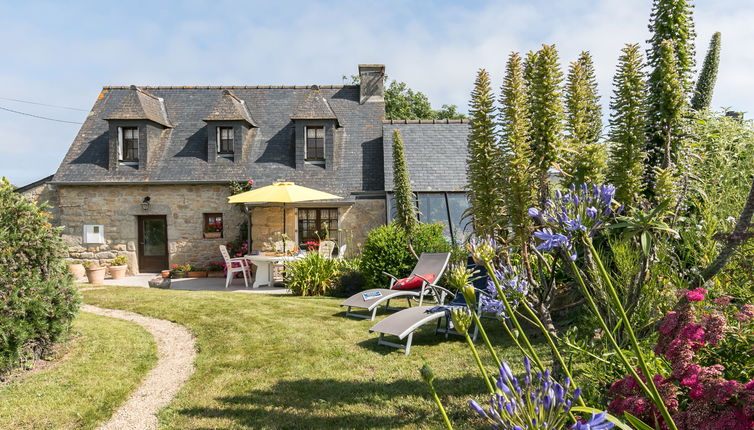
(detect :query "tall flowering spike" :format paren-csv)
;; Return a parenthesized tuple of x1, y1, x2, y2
(467, 236, 496, 265)
(450, 308, 472, 335)
(691, 32, 721, 111)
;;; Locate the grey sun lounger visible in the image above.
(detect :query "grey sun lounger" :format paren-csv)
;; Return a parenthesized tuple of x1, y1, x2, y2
(368, 284, 483, 355)
(339, 252, 451, 320)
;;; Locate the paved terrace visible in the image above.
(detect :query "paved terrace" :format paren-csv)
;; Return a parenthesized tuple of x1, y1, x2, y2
(77, 274, 291, 294)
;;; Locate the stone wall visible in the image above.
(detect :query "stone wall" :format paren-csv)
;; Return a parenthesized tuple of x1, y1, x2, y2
(55, 185, 386, 273)
(57, 184, 246, 274)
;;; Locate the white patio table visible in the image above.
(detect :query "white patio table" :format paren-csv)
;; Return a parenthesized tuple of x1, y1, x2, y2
(244, 254, 301, 289)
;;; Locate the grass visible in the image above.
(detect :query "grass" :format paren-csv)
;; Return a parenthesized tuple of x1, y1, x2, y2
(78, 286, 551, 429)
(0, 311, 157, 430)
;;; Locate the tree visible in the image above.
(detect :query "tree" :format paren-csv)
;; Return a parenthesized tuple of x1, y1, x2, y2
(646, 0, 696, 95)
(383, 81, 466, 120)
(563, 51, 605, 186)
(528, 44, 565, 206)
(391, 129, 417, 234)
(644, 40, 686, 195)
(466, 69, 501, 238)
(499, 52, 535, 248)
(691, 32, 721, 111)
(608, 44, 648, 207)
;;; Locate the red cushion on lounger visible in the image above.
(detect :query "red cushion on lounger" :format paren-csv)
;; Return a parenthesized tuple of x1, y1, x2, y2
(393, 273, 435, 290)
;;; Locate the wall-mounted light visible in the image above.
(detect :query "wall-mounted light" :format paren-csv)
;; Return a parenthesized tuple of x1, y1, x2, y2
(141, 196, 151, 211)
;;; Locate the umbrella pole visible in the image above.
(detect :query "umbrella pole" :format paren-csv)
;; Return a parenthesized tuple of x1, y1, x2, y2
(282, 203, 286, 253)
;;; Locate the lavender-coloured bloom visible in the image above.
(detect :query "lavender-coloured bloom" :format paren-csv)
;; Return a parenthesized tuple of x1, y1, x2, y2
(469, 399, 486, 417)
(586, 206, 598, 219)
(571, 411, 615, 430)
(528, 207, 541, 218)
(533, 228, 571, 252)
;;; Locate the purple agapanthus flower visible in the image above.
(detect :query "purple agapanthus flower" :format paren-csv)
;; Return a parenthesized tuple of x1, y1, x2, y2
(571, 411, 615, 430)
(481, 265, 529, 319)
(469, 357, 590, 429)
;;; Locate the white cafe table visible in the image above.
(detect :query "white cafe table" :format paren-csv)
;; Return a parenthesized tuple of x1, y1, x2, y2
(244, 254, 301, 289)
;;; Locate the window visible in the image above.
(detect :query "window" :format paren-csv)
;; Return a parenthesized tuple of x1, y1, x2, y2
(305, 126, 325, 162)
(119, 127, 139, 162)
(387, 192, 472, 244)
(204, 213, 223, 238)
(298, 208, 338, 247)
(217, 127, 234, 155)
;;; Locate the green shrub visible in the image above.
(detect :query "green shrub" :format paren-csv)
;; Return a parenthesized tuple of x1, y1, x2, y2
(332, 257, 365, 298)
(360, 222, 451, 290)
(0, 179, 79, 374)
(110, 255, 128, 266)
(285, 252, 341, 296)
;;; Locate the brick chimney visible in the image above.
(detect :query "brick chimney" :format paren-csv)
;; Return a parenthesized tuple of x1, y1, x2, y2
(358, 64, 385, 104)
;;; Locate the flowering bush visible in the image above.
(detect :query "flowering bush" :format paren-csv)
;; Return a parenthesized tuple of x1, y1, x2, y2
(205, 221, 223, 233)
(608, 289, 754, 429)
(171, 263, 191, 272)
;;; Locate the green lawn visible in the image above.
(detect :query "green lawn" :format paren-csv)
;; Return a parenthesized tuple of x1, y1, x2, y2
(0, 311, 157, 430)
(78, 286, 549, 429)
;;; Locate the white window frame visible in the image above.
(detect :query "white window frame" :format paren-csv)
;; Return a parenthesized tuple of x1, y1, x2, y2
(217, 126, 234, 158)
(118, 126, 139, 166)
(304, 125, 325, 165)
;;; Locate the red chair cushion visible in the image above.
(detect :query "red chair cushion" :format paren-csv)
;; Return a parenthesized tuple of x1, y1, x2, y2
(393, 273, 435, 290)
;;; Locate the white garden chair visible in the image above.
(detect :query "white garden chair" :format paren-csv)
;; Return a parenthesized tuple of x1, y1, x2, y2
(318, 240, 336, 259)
(219, 245, 250, 288)
(337, 244, 347, 260)
(274, 240, 296, 253)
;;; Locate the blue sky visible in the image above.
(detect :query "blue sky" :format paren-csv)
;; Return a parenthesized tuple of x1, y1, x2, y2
(2, 0, 753, 186)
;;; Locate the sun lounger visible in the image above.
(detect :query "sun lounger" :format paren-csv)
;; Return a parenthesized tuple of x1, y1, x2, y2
(339, 252, 451, 320)
(368, 262, 489, 355)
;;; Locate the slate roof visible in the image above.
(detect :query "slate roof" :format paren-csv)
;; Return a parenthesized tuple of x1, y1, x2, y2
(290, 87, 339, 122)
(203, 89, 257, 126)
(104, 86, 172, 127)
(52, 85, 385, 196)
(382, 120, 470, 192)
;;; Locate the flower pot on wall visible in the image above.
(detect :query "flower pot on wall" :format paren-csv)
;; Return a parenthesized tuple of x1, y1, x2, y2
(109, 265, 127, 280)
(172, 271, 187, 279)
(203, 232, 222, 239)
(161, 270, 171, 278)
(85, 267, 106, 284)
(68, 263, 86, 280)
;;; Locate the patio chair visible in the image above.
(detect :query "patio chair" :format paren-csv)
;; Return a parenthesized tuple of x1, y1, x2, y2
(368, 263, 488, 355)
(339, 252, 451, 320)
(318, 240, 336, 259)
(219, 245, 251, 289)
(337, 244, 347, 260)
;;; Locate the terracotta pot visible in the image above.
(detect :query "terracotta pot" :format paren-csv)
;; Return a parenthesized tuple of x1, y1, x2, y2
(161, 270, 171, 278)
(188, 271, 208, 278)
(85, 267, 106, 284)
(171, 271, 187, 279)
(203, 232, 222, 239)
(207, 271, 225, 278)
(109, 265, 127, 280)
(68, 263, 86, 280)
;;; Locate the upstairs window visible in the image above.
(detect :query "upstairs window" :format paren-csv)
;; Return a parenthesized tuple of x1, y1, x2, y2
(118, 126, 139, 163)
(217, 126, 234, 155)
(305, 126, 325, 162)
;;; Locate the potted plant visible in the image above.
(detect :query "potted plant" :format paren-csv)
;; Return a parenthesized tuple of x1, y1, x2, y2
(161, 269, 171, 278)
(203, 221, 223, 239)
(171, 263, 190, 279)
(188, 266, 208, 278)
(83, 261, 106, 284)
(108, 255, 128, 280)
(207, 261, 225, 278)
(67, 262, 86, 280)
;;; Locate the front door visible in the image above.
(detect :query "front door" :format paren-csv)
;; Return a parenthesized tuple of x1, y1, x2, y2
(137, 215, 168, 273)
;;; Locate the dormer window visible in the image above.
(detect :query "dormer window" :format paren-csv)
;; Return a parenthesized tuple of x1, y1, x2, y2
(217, 127, 234, 156)
(118, 126, 139, 163)
(305, 126, 325, 162)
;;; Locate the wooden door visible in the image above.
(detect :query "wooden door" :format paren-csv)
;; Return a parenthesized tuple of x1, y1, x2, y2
(137, 215, 168, 272)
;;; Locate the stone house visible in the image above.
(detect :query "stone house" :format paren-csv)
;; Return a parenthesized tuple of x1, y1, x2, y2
(17, 64, 470, 274)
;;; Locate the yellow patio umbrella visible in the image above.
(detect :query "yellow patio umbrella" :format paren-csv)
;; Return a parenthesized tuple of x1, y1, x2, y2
(228, 182, 343, 251)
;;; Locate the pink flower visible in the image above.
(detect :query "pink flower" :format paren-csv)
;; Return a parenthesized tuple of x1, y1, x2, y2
(714, 296, 733, 306)
(680, 323, 706, 342)
(734, 304, 754, 323)
(686, 287, 707, 302)
(702, 312, 726, 346)
(746, 379, 754, 390)
(659, 311, 679, 336)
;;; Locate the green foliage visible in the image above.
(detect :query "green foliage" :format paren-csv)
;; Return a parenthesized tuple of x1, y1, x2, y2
(391, 129, 417, 234)
(285, 252, 342, 296)
(528, 44, 565, 204)
(466, 68, 502, 238)
(110, 255, 128, 266)
(499, 52, 535, 245)
(564, 51, 605, 187)
(384, 81, 466, 120)
(647, 0, 696, 95)
(691, 32, 721, 111)
(645, 40, 686, 195)
(0, 179, 79, 374)
(360, 223, 450, 290)
(608, 44, 648, 207)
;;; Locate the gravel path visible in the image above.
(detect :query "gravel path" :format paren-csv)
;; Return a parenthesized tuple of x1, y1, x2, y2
(81, 303, 196, 430)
